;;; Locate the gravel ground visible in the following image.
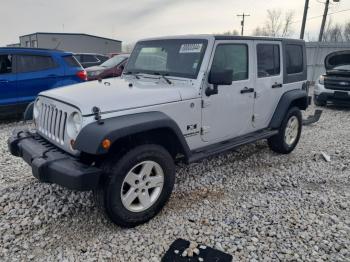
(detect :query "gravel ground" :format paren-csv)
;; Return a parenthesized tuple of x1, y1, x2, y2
(0, 104, 349, 261)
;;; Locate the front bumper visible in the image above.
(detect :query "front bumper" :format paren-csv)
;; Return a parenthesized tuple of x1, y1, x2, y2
(315, 92, 350, 104)
(8, 130, 102, 191)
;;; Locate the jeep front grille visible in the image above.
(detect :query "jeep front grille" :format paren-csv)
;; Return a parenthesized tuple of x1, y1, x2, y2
(36, 96, 79, 155)
(38, 103, 67, 145)
(324, 76, 350, 91)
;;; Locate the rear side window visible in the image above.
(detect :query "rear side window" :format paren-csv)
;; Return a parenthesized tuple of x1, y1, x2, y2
(257, 44, 280, 78)
(16, 55, 57, 73)
(0, 54, 13, 74)
(81, 55, 98, 63)
(211, 44, 249, 81)
(64, 56, 81, 67)
(286, 44, 303, 74)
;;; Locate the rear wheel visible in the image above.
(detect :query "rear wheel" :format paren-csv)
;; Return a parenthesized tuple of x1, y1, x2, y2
(94, 144, 175, 228)
(268, 107, 302, 154)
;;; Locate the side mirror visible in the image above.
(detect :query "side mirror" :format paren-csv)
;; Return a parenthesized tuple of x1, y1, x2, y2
(206, 69, 233, 96)
(119, 65, 125, 71)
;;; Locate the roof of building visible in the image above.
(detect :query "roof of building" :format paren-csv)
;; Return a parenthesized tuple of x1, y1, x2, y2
(20, 32, 122, 43)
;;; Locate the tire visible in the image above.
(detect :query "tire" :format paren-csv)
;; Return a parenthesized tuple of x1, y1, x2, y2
(268, 107, 302, 154)
(94, 144, 175, 228)
(314, 95, 326, 107)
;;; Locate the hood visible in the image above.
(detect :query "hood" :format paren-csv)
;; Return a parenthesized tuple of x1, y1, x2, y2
(39, 77, 185, 115)
(325, 50, 350, 71)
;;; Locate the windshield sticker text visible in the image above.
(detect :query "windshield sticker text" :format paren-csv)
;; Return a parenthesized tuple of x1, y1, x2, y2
(179, 44, 203, 54)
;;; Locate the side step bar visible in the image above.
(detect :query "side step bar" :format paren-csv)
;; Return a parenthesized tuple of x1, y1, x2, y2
(188, 129, 278, 163)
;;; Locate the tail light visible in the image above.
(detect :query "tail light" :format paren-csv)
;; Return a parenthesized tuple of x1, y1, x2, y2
(76, 70, 87, 81)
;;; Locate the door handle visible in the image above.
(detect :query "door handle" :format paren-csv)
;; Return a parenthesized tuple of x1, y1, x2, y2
(240, 87, 254, 94)
(0, 80, 9, 83)
(272, 83, 283, 88)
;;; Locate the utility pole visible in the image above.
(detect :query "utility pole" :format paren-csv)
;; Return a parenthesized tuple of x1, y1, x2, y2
(237, 13, 250, 36)
(300, 0, 309, 39)
(318, 0, 330, 42)
(318, 0, 340, 42)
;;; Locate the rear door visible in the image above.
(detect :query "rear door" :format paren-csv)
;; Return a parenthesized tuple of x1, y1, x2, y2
(15, 53, 63, 104)
(253, 41, 283, 130)
(0, 53, 17, 106)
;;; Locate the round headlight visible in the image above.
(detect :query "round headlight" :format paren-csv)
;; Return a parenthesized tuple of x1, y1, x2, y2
(33, 99, 41, 119)
(67, 112, 82, 139)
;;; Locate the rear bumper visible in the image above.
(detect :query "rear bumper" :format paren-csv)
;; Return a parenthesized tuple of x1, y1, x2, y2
(8, 130, 102, 191)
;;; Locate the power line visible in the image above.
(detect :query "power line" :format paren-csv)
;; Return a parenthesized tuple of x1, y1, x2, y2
(291, 8, 350, 25)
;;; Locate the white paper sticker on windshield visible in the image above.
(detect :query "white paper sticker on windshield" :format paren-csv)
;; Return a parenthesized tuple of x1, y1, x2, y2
(179, 44, 203, 53)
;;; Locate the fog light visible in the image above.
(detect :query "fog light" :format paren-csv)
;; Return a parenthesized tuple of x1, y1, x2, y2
(102, 139, 111, 150)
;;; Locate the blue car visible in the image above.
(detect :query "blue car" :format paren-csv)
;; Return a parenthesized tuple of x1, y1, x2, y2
(0, 47, 87, 117)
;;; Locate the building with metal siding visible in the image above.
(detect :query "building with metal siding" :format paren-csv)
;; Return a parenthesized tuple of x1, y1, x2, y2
(16, 32, 122, 55)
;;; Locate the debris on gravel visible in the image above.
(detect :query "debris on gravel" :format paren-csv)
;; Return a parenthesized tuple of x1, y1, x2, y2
(0, 105, 350, 261)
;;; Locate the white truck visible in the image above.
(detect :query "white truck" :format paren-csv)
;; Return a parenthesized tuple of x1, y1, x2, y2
(9, 35, 310, 227)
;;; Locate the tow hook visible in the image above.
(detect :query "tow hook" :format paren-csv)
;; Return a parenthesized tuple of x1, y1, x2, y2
(303, 109, 323, 126)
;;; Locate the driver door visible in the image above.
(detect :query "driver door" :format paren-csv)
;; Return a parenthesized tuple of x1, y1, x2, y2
(201, 41, 255, 143)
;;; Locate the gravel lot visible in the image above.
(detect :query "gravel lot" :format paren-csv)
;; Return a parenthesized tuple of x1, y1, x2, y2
(0, 104, 349, 261)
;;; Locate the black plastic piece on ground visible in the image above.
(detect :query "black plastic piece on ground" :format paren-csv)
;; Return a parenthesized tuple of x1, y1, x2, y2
(161, 238, 232, 262)
(302, 109, 323, 126)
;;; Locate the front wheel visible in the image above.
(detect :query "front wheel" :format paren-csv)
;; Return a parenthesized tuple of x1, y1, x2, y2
(314, 95, 326, 107)
(268, 107, 302, 154)
(94, 144, 175, 228)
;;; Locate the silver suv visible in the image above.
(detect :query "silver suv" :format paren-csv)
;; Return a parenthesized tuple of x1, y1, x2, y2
(9, 35, 310, 227)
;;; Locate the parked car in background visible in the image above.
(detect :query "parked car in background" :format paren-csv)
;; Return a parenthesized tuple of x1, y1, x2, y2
(86, 54, 129, 81)
(73, 53, 108, 68)
(315, 50, 350, 106)
(0, 47, 87, 117)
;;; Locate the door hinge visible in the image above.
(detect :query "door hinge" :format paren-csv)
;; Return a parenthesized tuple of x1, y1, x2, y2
(201, 126, 210, 135)
(201, 100, 211, 108)
(252, 114, 255, 122)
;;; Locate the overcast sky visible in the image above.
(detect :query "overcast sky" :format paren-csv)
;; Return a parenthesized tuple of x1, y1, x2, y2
(1, 0, 350, 47)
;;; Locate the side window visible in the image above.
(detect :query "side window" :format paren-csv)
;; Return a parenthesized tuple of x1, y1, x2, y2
(257, 44, 280, 78)
(81, 55, 98, 63)
(17, 55, 57, 73)
(0, 54, 13, 74)
(211, 44, 248, 81)
(286, 44, 303, 74)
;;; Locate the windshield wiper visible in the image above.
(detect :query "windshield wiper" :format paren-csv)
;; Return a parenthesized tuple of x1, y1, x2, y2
(124, 71, 140, 79)
(152, 72, 172, 84)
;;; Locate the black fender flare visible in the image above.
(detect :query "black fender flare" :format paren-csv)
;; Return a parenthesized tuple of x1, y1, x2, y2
(269, 89, 308, 129)
(74, 111, 191, 158)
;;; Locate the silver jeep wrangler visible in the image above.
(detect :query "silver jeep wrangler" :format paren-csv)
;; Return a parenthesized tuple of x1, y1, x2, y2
(9, 35, 310, 227)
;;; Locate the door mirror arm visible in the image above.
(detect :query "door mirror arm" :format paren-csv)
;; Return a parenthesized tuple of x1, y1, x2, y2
(205, 85, 218, 96)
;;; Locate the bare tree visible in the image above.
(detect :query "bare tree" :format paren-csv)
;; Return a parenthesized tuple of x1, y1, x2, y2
(219, 30, 240, 36)
(122, 43, 135, 53)
(343, 21, 350, 41)
(252, 9, 295, 37)
(322, 18, 343, 42)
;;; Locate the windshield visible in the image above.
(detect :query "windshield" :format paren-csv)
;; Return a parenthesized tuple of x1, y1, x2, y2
(125, 39, 208, 79)
(101, 55, 128, 68)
